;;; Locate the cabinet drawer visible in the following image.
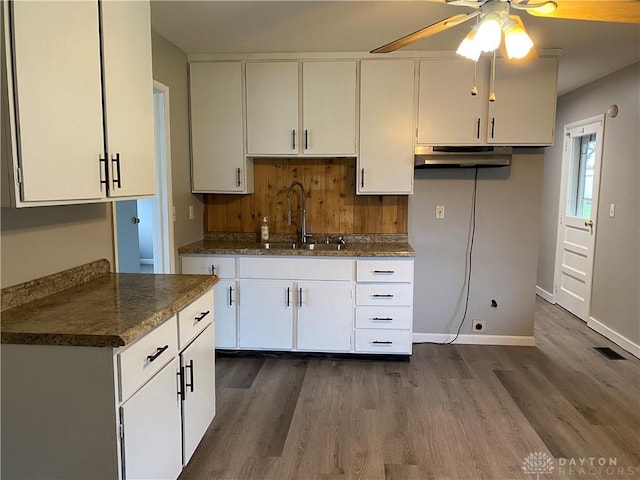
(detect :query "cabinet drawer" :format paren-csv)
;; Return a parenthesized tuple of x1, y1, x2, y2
(178, 290, 214, 349)
(118, 316, 178, 402)
(356, 284, 413, 306)
(182, 255, 236, 278)
(355, 306, 412, 330)
(354, 329, 412, 354)
(356, 260, 413, 283)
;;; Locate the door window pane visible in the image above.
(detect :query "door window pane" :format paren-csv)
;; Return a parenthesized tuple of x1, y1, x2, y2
(568, 133, 596, 219)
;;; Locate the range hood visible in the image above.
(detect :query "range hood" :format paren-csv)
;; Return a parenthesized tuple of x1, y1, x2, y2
(414, 146, 512, 168)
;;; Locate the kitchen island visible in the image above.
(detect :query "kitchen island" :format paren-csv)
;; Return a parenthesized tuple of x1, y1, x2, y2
(1, 260, 218, 480)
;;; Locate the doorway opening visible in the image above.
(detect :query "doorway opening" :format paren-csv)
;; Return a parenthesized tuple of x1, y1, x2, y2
(554, 114, 605, 321)
(113, 80, 175, 274)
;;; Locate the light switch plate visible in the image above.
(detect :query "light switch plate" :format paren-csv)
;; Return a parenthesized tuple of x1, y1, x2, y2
(436, 205, 445, 219)
(189, 205, 194, 220)
(609, 203, 616, 218)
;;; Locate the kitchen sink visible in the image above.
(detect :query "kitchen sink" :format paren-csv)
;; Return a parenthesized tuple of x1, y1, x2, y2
(256, 242, 346, 251)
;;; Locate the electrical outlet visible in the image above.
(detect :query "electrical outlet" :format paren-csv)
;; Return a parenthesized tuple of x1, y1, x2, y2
(435, 205, 445, 219)
(472, 320, 485, 333)
(609, 203, 616, 218)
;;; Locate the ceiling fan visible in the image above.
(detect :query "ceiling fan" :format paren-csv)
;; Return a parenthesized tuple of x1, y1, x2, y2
(371, 0, 640, 61)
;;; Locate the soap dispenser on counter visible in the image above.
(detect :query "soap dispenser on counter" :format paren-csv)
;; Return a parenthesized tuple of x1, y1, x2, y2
(261, 216, 270, 242)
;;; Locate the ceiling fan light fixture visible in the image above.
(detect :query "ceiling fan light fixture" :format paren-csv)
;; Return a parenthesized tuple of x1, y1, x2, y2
(503, 20, 534, 59)
(475, 13, 502, 52)
(456, 26, 481, 61)
(528, 1, 557, 15)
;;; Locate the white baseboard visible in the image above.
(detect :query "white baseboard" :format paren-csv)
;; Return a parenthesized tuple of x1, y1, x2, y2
(588, 316, 640, 359)
(413, 333, 536, 346)
(536, 286, 555, 304)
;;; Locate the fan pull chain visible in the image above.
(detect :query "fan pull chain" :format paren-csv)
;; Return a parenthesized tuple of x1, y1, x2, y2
(489, 50, 497, 102)
(471, 60, 478, 96)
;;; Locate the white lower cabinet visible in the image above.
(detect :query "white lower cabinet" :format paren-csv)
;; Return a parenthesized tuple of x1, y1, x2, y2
(296, 281, 353, 352)
(238, 279, 294, 349)
(120, 357, 183, 480)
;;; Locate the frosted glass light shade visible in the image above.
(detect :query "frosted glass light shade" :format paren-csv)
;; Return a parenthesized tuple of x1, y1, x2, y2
(456, 28, 481, 61)
(504, 24, 534, 58)
(475, 14, 501, 52)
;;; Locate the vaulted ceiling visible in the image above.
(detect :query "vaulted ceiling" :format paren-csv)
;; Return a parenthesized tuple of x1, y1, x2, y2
(151, 1, 640, 95)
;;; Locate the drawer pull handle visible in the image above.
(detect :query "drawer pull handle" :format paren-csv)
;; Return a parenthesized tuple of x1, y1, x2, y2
(372, 294, 394, 298)
(185, 359, 194, 393)
(195, 311, 210, 322)
(372, 317, 393, 322)
(177, 368, 185, 401)
(371, 341, 393, 345)
(147, 345, 169, 362)
(373, 270, 395, 274)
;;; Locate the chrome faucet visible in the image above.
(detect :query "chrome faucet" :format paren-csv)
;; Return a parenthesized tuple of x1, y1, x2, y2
(286, 180, 311, 244)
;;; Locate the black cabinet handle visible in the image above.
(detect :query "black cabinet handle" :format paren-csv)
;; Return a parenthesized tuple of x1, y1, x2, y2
(236, 167, 241, 187)
(304, 129, 309, 150)
(99, 156, 108, 191)
(371, 341, 393, 345)
(177, 367, 185, 401)
(373, 270, 395, 274)
(147, 345, 169, 362)
(194, 311, 210, 322)
(229, 286, 234, 306)
(286, 287, 290, 307)
(185, 359, 194, 393)
(372, 317, 393, 322)
(361, 168, 365, 189)
(291, 129, 297, 150)
(476, 118, 481, 139)
(298, 287, 303, 308)
(111, 153, 121, 189)
(211, 265, 216, 275)
(490, 117, 496, 139)
(372, 294, 394, 298)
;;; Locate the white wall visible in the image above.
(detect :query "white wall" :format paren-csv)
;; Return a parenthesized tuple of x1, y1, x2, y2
(151, 32, 203, 272)
(537, 63, 640, 347)
(409, 152, 544, 339)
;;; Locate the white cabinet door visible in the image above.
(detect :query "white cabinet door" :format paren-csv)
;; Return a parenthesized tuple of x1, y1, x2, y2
(190, 62, 251, 193)
(181, 324, 216, 466)
(120, 357, 182, 480)
(213, 279, 238, 348)
(238, 279, 293, 349)
(246, 62, 299, 155)
(418, 59, 486, 145)
(359, 60, 415, 194)
(302, 61, 357, 155)
(8, 1, 105, 203)
(101, 0, 155, 198)
(487, 57, 558, 145)
(297, 281, 353, 352)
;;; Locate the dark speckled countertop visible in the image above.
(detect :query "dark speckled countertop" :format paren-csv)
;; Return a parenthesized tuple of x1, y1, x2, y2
(1, 262, 218, 348)
(178, 233, 415, 258)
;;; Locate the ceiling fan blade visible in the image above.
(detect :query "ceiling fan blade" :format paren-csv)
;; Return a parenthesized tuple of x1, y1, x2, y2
(370, 12, 478, 53)
(527, 1, 640, 24)
(499, 15, 539, 64)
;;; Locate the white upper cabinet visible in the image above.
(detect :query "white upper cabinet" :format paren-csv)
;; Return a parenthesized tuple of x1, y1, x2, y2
(190, 62, 252, 193)
(246, 61, 299, 156)
(359, 60, 416, 195)
(417, 56, 558, 146)
(301, 61, 357, 155)
(245, 60, 357, 156)
(487, 57, 558, 145)
(418, 58, 487, 145)
(5, 1, 105, 203)
(101, 0, 155, 198)
(2, 0, 155, 207)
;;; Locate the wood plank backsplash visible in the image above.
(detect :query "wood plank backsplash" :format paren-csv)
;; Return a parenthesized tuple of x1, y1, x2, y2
(203, 158, 408, 234)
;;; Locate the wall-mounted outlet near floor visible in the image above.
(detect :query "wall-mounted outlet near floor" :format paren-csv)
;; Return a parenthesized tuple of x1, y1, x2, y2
(435, 205, 445, 219)
(472, 320, 486, 333)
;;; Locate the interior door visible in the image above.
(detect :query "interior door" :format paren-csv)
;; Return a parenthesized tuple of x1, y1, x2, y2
(555, 115, 604, 321)
(115, 200, 141, 273)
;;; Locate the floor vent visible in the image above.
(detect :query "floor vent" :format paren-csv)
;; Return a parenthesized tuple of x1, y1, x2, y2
(594, 347, 626, 360)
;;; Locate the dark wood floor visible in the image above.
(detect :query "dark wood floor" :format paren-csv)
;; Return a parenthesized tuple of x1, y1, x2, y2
(180, 299, 640, 480)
